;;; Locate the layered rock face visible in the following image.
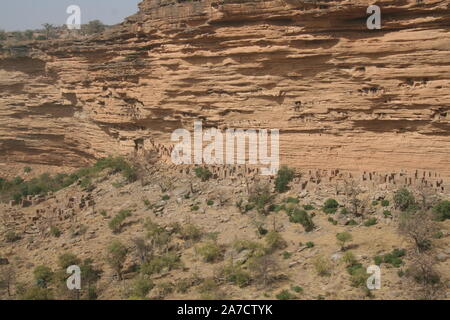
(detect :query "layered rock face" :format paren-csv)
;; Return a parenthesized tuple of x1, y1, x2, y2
(1, 0, 450, 179)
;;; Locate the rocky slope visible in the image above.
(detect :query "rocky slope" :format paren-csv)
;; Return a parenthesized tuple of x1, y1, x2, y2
(1, 0, 450, 180)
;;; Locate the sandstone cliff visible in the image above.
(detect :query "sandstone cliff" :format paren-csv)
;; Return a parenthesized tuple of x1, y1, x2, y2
(1, 0, 450, 179)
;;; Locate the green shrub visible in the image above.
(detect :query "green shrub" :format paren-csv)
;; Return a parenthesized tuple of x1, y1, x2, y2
(190, 205, 199, 211)
(206, 199, 214, 206)
(372, 200, 379, 206)
(274, 166, 294, 193)
(249, 183, 273, 214)
(394, 188, 415, 211)
(303, 204, 314, 210)
(282, 251, 292, 259)
(342, 251, 357, 266)
(432, 200, 450, 221)
(108, 209, 132, 233)
(323, 199, 339, 214)
(19, 286, 53, 300)
(130, 276, 154, 298)
(291, 285, 303, 293)
(313, 256, 331, 276)
(363, 217, 377, 227)
(196, 242, 222, 263)
(383, 210, 392, 218)
(194, 167, 212, 181)
(105, 240, 128, 280)
(161, 194, 170, 201)
(328, 217, 338, 225)
(265, 231, 287, 252)
(374, 249, 405, 267)
(340, 208, 349, 215)
(24, 167, 32, 173)
(50, 226, 61, 237)
(381, 200, 390, 207)
(288, 208, 315, 232)
(33, 265, 54, 287)
(346, 219, 358, 226)
(336, 232, 353, 250)
(220, 263, 251, 288)
(5, 231, 20, 242)
(275, 289, 297, 300)
(141, 252, 181, 275)
(179, 224, 202, 241)
(284, 197, 299, 204)
(306, 241, 314, 248)
(58, 253, 81, 270)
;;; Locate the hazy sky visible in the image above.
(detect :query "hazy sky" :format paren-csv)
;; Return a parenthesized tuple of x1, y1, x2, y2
(0, 0, 142, 31)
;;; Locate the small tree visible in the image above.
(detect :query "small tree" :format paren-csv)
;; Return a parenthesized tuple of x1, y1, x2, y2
(394, 188, 416, 211)
(248, 255, 279, 288)
(42, 23, 54, 39)
(274, 166, 294, 193)
(106, 240, 128, 280)
(336, 232, 353, 251)
(33, 265, 54, 288)
(399, 211, 437, 252)
(0, 30, 7, 41)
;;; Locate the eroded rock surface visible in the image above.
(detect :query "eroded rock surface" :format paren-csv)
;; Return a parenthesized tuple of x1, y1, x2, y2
(1, 0, 450, 178)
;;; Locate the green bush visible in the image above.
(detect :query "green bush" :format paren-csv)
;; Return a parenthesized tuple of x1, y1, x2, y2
(288, 208, 315, 232)
(265, 231, 287, 252)
(363, 217, 377, 227)
(303, 204, 314, 210)
(196, 242, 222, 263)
(328, 217, 338, 225)
(346, 219, 358, 226)
(284, 197, 299, 204)
(383, 210, 392, 218)
(282, 251, 292, 259)
(323, 199, 339, 214)
(220, 263, 251, 288)
(105, 240, 128, 280)
(5, 231, 20, 242)
(130, 276, 154, 298)
(141, 252, 181, 275)
(19, 286, 53, 300)
(108, 209, 132, 233)
(24, 167, 32, 173)
(179, 224, 202, 241)
(372, 200, 379, 206)
(313, 256, 331, 276)
(432, 200, 450, 221)
(58, 253, 81, 270)
(33, 265, 54, 287)
(249, 183, 273, 214)
(194, 167, 212, 181)
(274, 166, 294, 193)
(374, 249, 405, 267)
(336, 232, 353, 250)
(161, 194, 170, 201)
(381, 199, 390, 207)
(206, 199, 214, 206)
(394, 188, 415, 211)
(306, 241, 314, 248)
(291, 285, 303, 293)
(275, 289, 297, 300)
(50, 226, 61, 237)
(340, 208, 349, 215)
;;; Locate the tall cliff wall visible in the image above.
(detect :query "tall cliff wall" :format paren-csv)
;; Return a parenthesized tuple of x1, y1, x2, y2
(1, 0, 450, 178)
